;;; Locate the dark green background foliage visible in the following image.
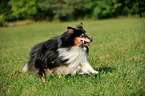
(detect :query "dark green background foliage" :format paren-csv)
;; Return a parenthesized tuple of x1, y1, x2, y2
(0, 0, 145, 25)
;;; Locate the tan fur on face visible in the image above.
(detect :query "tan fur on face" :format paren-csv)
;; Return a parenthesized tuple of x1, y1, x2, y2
(73, 37, 90, 47)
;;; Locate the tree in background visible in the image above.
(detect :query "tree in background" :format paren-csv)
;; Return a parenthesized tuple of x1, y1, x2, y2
(0, 0, 145, 26)
(8, 0, 37, 20)
(37, 0, 90, 21)
(93, 0, 122, 19)
(0, 0, 11, 26)
(119, 0, 145, 17)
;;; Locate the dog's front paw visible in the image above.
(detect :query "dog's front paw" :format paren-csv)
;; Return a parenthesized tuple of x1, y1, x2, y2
(79, 71, 89, 75)
(92, 71, 99, 74)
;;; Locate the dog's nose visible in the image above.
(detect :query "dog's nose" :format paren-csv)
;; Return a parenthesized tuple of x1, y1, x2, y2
(89, 37, 93, 42)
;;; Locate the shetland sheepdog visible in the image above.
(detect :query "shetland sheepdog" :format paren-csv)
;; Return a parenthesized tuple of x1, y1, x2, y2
(22, 23, 99, 82)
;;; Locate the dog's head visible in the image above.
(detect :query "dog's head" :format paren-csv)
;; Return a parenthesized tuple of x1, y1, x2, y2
(60, 22, 93, 48)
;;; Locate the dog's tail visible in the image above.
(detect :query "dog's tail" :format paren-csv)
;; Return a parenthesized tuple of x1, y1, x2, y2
(22, 63, 28, 73)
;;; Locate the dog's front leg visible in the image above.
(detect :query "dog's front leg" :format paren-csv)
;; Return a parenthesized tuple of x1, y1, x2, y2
(80, 62, 99, 74)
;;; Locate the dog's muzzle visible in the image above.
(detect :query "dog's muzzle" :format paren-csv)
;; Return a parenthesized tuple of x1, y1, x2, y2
(78, 36, 93, 47)
(89, 36, 93, 42)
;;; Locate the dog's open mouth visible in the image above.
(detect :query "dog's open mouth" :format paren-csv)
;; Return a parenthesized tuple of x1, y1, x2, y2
(78, 40, 90, 47)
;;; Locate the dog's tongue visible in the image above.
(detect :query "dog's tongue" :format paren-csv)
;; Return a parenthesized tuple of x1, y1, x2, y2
(78, 40, 90, 48)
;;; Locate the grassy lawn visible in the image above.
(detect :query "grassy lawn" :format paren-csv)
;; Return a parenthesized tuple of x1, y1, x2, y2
(0, 18, 145, 96)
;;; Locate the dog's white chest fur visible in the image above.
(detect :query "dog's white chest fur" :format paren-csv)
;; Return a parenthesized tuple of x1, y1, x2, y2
(58, 47, 87, 75)
(59, 47, 87, 64)
(58, 47, 98, 75)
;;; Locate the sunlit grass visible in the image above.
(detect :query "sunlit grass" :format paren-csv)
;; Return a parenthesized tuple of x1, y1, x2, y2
(0, 18, 145, 96)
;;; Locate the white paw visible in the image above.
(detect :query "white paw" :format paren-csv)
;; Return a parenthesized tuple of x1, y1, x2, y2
(92, 71, 99, 74)
(79, 71, 89, 74)
(79, 72, 85, 74)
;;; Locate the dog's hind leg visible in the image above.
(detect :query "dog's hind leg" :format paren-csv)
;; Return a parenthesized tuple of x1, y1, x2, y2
(54, 65, 69, 78)
(41, 73, 45, 83)
(54, 69, 62, 78)
(39, 69, 46, 83)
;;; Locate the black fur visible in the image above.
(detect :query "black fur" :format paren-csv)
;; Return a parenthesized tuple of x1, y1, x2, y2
(27, 26, 91, 76)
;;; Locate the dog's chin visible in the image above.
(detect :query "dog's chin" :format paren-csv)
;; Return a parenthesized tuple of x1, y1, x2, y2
(78, 42, 90, 48)
(84, 42, 90, 46)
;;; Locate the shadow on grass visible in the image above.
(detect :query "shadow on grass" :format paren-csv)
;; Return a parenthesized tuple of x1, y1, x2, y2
(96, 66, 116, 74)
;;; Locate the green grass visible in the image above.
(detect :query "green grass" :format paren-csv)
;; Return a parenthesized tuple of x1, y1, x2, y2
(0, 18, 145, 96)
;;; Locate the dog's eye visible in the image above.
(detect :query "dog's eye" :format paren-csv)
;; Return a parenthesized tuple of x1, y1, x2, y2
(80, 33, 88, 38)
(80, 33, 85, 38)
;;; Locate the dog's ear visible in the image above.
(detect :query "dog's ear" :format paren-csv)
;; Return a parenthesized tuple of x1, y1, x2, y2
(67, 26, 75, 34)
(76, 22, 83, 29)
(80, 22, 83, 27)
